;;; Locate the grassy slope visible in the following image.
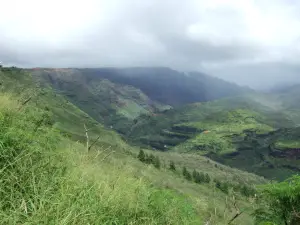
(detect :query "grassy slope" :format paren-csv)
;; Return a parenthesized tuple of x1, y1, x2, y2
(29, 68, 169, 135)
(128, 95, 294, 148)
(173, 109, 274, 154)
(0, 67, 267, 224)
(0, 94, 204, 224)
(0, 67, 127, 147)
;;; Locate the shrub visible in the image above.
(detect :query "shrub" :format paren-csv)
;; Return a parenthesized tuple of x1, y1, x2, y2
(182, 166, 192, 181)
(255, 175, 300, 225)
(204, 173, 211, 183)
(169, 161, 176, 171)
(153, 156, 161, 169)
(137, 149, 146, 162)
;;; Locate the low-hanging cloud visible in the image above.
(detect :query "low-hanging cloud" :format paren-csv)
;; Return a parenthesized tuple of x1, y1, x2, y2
(1, 0, 300, 88)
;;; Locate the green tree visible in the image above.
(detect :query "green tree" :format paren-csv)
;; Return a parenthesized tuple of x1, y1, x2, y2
(169, 161, 176, 171)
(241, 185, 255, 197)
(194, 172, 201, 184)
(147, 154, 155, 164)
(221, 182, 229, 194)
(144, 153, 149, 163)
(182, 167, 192, 181)
(153, 156, 161, 169)
(185, 170, 192, 181)
(215, 180, 229, 194)
(215, 180, 221, 190)
(137, 149, 145, 162)
(204, 173, 211, 183)
(182, 166, 188, 177)
(192, 170, 198, 182)
(199, 172, 205, 183)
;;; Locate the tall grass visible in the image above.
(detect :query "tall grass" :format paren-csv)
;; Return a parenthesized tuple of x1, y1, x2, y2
(0, 94, 202, 224)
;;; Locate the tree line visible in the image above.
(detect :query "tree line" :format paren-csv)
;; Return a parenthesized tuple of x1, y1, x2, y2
(137, 149, 255, 197)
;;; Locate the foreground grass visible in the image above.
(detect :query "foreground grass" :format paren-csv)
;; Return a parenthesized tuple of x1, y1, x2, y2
(0, 94, 202, 224)
(0, 93, 263, 224)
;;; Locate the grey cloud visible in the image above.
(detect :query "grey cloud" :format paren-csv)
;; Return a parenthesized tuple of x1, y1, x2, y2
(1, 0, 300, 89)
(159, 35, 263, 62)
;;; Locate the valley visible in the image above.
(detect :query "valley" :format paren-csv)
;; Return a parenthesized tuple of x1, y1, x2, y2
(1, 66, 300, 224)
(26, 67, 300, 180)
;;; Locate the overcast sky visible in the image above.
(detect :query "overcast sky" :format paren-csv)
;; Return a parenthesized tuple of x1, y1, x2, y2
(1, 0, 300, 89)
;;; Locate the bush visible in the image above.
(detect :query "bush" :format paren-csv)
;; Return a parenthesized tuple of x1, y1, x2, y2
(255, 175, 300, 225)
(204, 173, 211, 183)
(182, 167, 192, 181)
(137, 149, 146, 162)
(215, 180, 229, 194)
(153, 156, 161, 169)
(169, 161, 176, 171)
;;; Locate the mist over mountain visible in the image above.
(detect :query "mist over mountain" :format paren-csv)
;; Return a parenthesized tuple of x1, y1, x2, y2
(207, 62, 300, 90)
(2, 0, 300, 89)
(76, 67, 252, 105)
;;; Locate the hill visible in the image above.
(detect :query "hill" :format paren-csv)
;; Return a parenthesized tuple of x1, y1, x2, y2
(29, 68, 170, 135)
(0, 66, 271, 224)
(0, 67, 124, 147)
(128, 94, 300, 180)
(74, 67, 252, 106)
(27, 67, 250, 135)
(29, 67, 252, 108)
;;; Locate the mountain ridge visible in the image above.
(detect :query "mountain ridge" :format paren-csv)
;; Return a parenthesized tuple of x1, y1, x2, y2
(27, 67, 252, 105)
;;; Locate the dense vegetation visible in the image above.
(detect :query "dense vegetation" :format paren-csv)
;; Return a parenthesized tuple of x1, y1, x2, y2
(255, 175, 300, 225)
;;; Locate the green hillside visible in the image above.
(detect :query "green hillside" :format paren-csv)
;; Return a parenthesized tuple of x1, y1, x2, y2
(28, 68, 170, 135)
(127, 95, 294, 148)
(0, 66, 274, 224)
(0, 67, 124, 148)
(128, 93, 300, 180)
(172, 109, 274, 154)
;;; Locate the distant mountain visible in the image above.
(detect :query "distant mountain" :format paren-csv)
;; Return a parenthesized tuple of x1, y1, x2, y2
(76, 67, 252, 106)
(269, 83, 300, 94)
